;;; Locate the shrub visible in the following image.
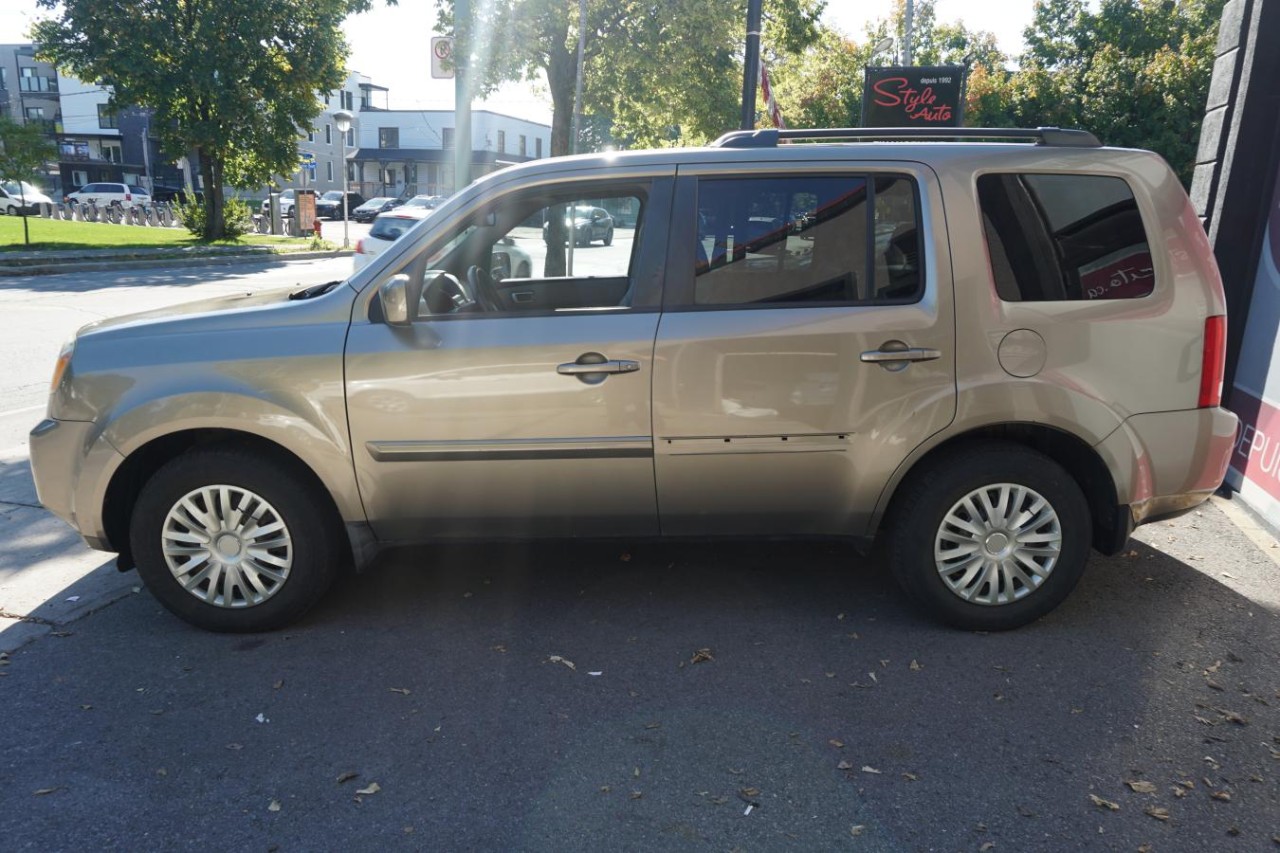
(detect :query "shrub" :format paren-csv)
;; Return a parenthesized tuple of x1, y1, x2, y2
(178, 197, 253, 240)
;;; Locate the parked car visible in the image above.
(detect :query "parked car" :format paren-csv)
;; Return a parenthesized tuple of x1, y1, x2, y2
(542, 204, 615, 246)
(64, 182, 152, 210)
(0, 181, 54, 215)
(30, 126, 1238, 634)
(150, 185, 201, 205)
(400, 194, 448, 211)
(315, 190, 366, 220)
(354, 208, 530, 276)
(351, 196, 402, 223)
(259, 188, 296, 218)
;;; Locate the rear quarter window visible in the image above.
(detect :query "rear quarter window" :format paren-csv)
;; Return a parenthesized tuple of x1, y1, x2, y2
(977, 173, 1153, 301)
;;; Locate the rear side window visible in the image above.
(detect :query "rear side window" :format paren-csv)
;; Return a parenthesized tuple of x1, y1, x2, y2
(128, 185, 146, 195)
(692, 174, 923, 307)
(978, 173, 1153, 301)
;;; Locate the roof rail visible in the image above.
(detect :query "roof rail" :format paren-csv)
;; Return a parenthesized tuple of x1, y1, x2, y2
(709, 126, 1103, 149)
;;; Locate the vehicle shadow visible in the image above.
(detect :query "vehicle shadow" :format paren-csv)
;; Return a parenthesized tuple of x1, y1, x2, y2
(0, 256, 339, 293)
(1, 517, 1277, 851)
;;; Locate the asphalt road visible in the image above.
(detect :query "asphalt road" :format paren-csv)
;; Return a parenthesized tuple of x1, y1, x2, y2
(1, 258, 1278, 850)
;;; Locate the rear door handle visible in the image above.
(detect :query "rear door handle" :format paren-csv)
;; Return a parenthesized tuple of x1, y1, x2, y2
(860, 347, 941, 364)
(557, 359, 640, 376)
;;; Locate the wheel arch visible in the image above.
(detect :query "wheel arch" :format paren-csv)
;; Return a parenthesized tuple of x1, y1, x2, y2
(873, 422, 1128, 556)
(103, 428, 353, 569)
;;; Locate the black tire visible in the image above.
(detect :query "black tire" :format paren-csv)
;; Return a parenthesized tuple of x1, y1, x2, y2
(887, 444, 1091, 631)
(129, 446, 344, 632)
(603, 227, 614, 246)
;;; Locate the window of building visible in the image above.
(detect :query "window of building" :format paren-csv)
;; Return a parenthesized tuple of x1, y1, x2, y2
(379, 127, 398, 149)
(977, 173, 1153, 301)
(101, 140, 122, 163)
(72, 170, 88, 188)
(0, 68, 6, 87)
(97, 104, 116, 129)
(346, 129, 354, 146)
(348, 162, 356, 182)
(688, 174, 922, 307)
(325, 123, 332, 145)
(327, 161, 334, 181)
(519, 135, 527, 157)
(536, 138, 543, 158)
(442, 127, 454, 149)
(25, 106, 45, 120)
(497, 130, 505, 153)
(385, 168, 396, 186)
(307, 127, 315, 143)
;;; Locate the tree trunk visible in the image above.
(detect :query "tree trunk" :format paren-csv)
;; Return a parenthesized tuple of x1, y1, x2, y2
(542, 35, 576, 276)
(198, 150, 225, 241)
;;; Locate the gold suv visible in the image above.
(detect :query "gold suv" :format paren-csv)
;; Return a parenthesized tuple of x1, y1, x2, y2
(30, 127, 1239, 632)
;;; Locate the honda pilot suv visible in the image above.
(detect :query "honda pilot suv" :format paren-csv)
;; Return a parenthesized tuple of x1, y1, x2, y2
(29, 127, 1238, 633)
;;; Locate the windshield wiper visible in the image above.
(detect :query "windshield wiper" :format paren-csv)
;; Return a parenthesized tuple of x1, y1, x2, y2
(288, 280, 342, 300)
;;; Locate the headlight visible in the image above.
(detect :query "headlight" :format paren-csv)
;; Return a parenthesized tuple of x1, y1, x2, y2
(50, 337, 75, 392)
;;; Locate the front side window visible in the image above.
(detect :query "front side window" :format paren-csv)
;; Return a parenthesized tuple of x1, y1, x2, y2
(978, 173, 1153, 301)
(691, 174, 923, 307)
(393, 187, 645, 318)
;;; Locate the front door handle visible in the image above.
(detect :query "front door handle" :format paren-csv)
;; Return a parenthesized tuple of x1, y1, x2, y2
(860, 347, 942, 364)
(556, 359, 640, 376)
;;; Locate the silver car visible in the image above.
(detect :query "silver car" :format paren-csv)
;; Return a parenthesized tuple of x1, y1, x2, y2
(30, 127, 1238, 633)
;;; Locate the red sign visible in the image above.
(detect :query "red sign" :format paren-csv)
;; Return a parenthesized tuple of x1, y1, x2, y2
(1078, 249, 1155, 300)
(862, 66, 965, 128)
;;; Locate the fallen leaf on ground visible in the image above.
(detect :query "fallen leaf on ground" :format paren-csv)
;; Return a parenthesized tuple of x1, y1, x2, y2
(388, 687, 411, 695)
(1089, 794, 1120, 811)
(643, 722, 661, 730)
(1172, 787, 1187, 798)
(1126, 780, 1158, 794)
(861, 766, 882, 775)
(630, 791, 643, 800)
(829, 739, 845, 748)
(491, 644, 507, 653)
(1176, 780, 1195, 789)
(849, 825, 865, 837)
(336, 771, 358, 784)
(548, 655, 576, 670)
(273, 679, 283, 690)
(837, 760, 853, 770)
(1206, 678, 1225, 691)
(1145, 806, 1170, 821)
(690, 649, 714, 664)
(268, 800, 281, 812)
(1211, 790, 1231, 802)
(980, 843, 995, 852)
(226, 743, 243, 751)
(33, 787, 58, 796)
(740, 787, 761, 798)
(80, 704, 92, 711)
(1205, 660, 1222, 674)
(1216, 708, 1248, 725)
(903, 772, 919, 781)
(356, 782, 381, 796)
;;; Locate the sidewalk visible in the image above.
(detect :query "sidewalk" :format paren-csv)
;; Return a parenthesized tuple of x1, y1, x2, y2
(0, 244, 349, 277)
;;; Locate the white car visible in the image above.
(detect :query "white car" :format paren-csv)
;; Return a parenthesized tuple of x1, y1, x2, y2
(0, 181, 54, 215)
(260, 188, 296, 218)
(353, 208, 533, 277)
(64, 182, 152, 210)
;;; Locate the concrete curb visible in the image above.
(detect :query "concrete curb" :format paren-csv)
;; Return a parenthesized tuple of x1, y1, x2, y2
(0, 250, 349, 277)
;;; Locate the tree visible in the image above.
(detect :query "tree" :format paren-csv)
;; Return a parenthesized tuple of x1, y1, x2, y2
(32, 0, 381, 240)
(767, 27, 869, 129)
(437, 0, 824, 155)
(0, 115, 57, 246)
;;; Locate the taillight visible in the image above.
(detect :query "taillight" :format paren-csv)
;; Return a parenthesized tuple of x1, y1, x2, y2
(1199, 315, 1226, 408)
(355, 239, 364, 254)
(125, 193, 131, 201)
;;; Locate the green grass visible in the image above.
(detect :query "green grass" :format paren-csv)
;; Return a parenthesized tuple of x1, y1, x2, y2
(0, 216, 311, 253)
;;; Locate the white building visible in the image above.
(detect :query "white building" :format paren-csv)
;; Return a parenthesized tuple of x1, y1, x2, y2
(350, 109, 552, 198)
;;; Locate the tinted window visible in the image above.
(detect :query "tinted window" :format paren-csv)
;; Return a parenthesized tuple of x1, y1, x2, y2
(978, 173, 1153, 301)
(693, 175, 922, 306)
(128, 186, 147, 195)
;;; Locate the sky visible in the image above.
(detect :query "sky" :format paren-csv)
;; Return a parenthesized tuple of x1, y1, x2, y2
(2, 1, 1038, 124)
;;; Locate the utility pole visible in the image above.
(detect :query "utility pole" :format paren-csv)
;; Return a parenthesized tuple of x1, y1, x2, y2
(740, 0, 763, 130)
(140, 115, 153, 194)
(568, 0, 586, 276)
(903, 0, 914, 66)
(453, 0, 471, 193)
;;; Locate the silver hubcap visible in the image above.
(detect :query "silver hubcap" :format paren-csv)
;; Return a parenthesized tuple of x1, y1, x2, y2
(160, 485, 292, 609)
(934, 483, 1062, 606)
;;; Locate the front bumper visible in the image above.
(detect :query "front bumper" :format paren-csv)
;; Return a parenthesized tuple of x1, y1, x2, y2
(29, 417, 123, 552)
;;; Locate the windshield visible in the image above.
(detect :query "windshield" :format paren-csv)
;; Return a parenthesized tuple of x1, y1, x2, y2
(362, 197, 393, 207)
(321, 191, 343, 200)
(402, 196, 433, 208)
(3, 181, 42, 196)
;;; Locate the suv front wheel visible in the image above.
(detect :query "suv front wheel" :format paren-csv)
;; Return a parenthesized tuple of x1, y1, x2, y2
(888, 444, 1091, 631)
(129, 446, 342, 632)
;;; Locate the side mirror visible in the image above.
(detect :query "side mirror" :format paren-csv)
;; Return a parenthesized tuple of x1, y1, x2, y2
(380, 273, 422, 326)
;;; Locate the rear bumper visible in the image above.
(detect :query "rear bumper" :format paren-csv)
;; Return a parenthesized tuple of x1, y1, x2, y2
(1096, 406, 1239, 528)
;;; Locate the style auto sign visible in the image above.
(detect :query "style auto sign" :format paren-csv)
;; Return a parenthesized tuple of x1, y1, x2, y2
(862, 66, 966, 128)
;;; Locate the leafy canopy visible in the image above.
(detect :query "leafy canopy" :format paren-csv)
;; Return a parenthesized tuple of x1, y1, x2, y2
(32, 0, 381, 239)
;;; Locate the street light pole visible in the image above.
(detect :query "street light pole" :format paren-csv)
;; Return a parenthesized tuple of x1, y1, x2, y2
(333, 109, 354, 249)
(740, 0, 763, 130)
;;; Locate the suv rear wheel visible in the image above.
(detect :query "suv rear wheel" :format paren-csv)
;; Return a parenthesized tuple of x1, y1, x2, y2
(888, 444, 1091, 631)
(129, 446, 342, 632)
